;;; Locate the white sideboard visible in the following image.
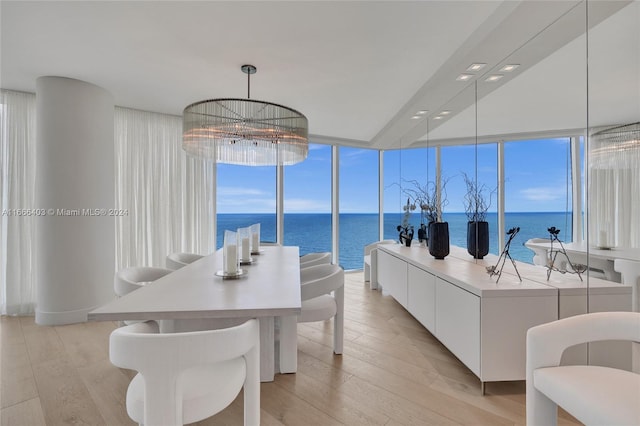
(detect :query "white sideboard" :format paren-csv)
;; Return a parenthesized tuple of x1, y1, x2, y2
(377, 244, 633, 392)
(377, 244, 558, 391)
(454, 248, 633, 370)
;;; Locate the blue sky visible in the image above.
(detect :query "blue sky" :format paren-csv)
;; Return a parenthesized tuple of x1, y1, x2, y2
(216, 139, 575, 214)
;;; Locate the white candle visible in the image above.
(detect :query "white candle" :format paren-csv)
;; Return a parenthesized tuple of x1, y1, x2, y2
(599, 230, 608, 247)
(224, 244, 237, 273)
(241, 237, 250, 260)
(252, 232, 259, 253)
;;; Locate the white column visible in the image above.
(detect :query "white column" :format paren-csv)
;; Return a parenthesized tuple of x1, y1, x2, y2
(35, 76, 114, 325)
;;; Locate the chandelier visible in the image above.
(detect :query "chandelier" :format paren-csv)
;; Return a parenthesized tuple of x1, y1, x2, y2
(182, 65, 309, 166)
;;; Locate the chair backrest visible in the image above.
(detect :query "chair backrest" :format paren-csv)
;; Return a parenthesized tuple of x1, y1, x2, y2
(527, 311, 640, 368)
(110, 319, 259, 375)
(109, 319, 260, 425)
(525, 238, 550, 266)
(364, 240, 396, 256)
(300, 264, 344, 301)
(300, 252, 331, 268)
(114, 266, 173, 297)
(166, 252, 204, 270)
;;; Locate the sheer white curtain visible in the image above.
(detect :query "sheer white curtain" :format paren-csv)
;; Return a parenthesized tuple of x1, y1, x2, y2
(0, 90, 37, 315)
(114, 107, 215, 270)
(589, 123, 640, 248)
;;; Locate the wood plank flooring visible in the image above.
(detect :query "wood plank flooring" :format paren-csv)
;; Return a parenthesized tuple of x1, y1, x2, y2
(1, 271, 580, 425)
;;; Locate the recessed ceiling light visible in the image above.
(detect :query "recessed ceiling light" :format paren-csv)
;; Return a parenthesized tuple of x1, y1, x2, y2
(440, 110, 451, 115)
(434, 116, 443, 120)
(411, 115, 422, 120)
(456, 74, 473, 81)
(467, 63, 487, 72)
(416, 110, 428, 115)
(485, 74, 504, 82)
(500, 64, 520, 72)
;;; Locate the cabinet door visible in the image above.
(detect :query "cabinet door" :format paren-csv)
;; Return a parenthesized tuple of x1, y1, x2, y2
(408, 264, 436, 333)
(435, 277, 480, 376)
(378, 250, 408, 308)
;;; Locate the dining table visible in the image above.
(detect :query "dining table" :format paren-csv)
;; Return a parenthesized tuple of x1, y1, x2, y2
(88, 245, 302, 382)
(524, 240, 640, 282)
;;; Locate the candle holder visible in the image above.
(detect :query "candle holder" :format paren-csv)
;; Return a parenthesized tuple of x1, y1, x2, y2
(238, 227, 253, 265)
(250, 223, 262, 255)
(216, 230, 246, 279)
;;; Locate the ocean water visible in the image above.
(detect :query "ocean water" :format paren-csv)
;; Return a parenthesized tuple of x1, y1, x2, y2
(217, 212, 574, 270)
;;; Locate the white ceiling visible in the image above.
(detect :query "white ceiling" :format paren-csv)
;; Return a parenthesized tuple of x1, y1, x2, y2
(1, 1, 638, 149)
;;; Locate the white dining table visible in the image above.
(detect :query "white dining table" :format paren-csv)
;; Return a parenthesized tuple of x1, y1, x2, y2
(524, 240, 640, 282)
(88, 245, 301, 382)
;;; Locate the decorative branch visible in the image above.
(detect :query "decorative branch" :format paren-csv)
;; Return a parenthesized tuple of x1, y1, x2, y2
(402, 177, 450, 224)
(461, 172, 495, 222)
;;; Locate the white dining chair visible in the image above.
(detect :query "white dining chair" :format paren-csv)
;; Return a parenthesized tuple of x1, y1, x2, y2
(114, 266, 173, 327)
(363, 239, 396, 289)
(299, 252, 331, 268)
(109, 319, 260, 426)
(524, 238, 551, 267)
(114, 266, 173, 298)
(526, 312, 640, 426)
(299, 264, 344, 354)
(166, 252, 204, 270)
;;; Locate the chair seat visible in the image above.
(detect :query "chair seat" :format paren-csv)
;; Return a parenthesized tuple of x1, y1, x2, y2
(298, 294, 337, 323)
(127, 358, 246, 425)
(534, 365, 640, 426)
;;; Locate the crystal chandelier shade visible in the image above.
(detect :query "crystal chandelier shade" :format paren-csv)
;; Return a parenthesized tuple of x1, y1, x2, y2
(182, 65, 308, 166)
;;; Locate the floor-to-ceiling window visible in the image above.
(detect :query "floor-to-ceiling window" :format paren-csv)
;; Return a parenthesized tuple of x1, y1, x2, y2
(338, 147, 378, 269)
(216, 164, 276, 248)
(283, 143, 332, 256)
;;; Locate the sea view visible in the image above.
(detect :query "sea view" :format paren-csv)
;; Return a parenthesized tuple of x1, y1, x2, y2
(217, 212, 574, 270)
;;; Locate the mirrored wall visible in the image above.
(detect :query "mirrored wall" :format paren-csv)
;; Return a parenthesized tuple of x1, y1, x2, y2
(391, 0, 639, 370)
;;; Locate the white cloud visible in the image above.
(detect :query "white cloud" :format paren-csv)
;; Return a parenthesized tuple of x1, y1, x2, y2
(283, 198, 330, 213)
(520, 187, 564, 201)
(217, 196, 276, 213)
(217, 186, 268, 197)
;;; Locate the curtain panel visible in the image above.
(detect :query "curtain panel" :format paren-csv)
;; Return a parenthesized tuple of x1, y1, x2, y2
(114, 107, 216, 270)
(589, 123, 640, 249)
(0, 90, 37, 315)
(1, 99, 215, 316)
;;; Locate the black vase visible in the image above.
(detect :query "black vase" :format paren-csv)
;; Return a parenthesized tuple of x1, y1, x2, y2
(428, 222, 450, 259)
(467, 221, 489, 259)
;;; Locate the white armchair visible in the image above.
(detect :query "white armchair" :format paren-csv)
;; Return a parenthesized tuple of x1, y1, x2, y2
(109, 319, 260, 426)
(363, 240, 396, 289)
(524, 238, 551, 267)
(166, 252, 204, 270)
(299, 264, 344, 354)
(114, 266, 173, 298)
(299, 252, 331, 269)
(526, 312, 640, 426)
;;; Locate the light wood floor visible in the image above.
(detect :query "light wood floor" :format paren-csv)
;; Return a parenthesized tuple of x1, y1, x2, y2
(1, 271, 580, 426)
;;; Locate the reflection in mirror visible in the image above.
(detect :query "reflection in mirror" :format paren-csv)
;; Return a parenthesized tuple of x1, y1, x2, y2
(588, 0, 640, 374)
